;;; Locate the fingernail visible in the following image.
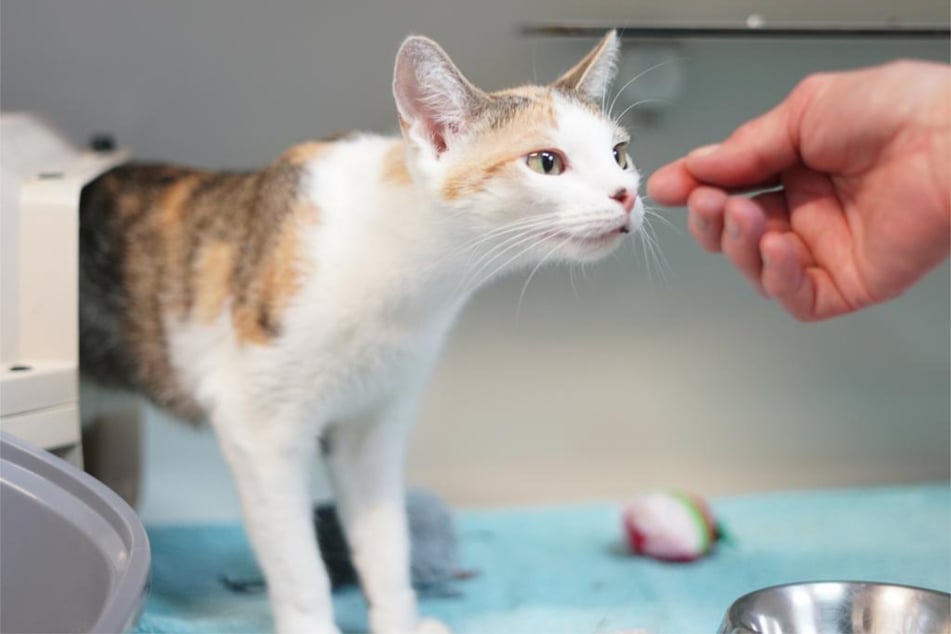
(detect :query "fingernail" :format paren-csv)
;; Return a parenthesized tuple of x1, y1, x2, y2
(696, 216, 709, 232)
(690, 143, 721, 158)
(762, 254, 770, 269)
(727, 221, 741, 239)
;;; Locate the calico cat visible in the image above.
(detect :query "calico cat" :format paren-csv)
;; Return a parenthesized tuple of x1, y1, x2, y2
(79, 31, 642, 634)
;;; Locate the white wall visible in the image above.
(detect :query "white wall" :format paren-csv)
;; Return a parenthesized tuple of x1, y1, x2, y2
(2, 1, 947, 520)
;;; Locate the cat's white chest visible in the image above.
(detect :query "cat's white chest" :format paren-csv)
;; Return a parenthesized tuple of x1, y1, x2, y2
(271, 289, 455, 422)
(325, 333, 431, 418)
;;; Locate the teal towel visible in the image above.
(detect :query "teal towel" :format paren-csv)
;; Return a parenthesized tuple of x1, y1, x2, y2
(136, 483, 951, 633)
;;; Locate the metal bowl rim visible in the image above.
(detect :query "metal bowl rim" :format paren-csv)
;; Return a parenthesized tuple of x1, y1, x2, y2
(729, 580, 951, 606)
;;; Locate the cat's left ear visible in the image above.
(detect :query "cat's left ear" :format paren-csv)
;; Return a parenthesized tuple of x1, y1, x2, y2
(393, 36, 488, 154)
(552, 30, 620, 104)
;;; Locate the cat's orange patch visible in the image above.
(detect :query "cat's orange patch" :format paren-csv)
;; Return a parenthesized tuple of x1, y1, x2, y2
(260, 216, 305, 332)
(442, 155, 523, 201)
(158, 175, 203, 317)
(280, 141, 331, 166)
(381, 142, 412, 185)
(442, 95, 558, 201)
(232, 200, 318, 346)
(494, 85, 552, 101)
(232, 304, 269, 345)
(194, 242, 235, 323)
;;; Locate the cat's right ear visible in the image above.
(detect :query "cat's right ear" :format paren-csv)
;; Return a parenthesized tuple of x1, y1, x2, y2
(393, 36, 487, 155)
(552, 30, 620, 104)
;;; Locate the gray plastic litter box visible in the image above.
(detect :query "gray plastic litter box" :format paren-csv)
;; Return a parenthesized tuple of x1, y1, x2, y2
(0, 431, 150, 633)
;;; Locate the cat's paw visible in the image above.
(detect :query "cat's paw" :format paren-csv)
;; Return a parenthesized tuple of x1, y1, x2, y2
(413, 618, 452, 634)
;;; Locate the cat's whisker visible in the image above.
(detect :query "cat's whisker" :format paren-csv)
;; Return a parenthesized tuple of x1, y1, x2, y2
(464, 213, 637, 302)
(460, 216, 559, 250)
(465, 211, 571, 242)
(614, 98, 672, 124)
(645, 238, 664, 286)
(460, 218, 580, 270)
(607, 57, 679, 118)
(633, 221, 660, 285)
(516, 235, 574, 317)
(458, 216, 605, 299)
(455, 230, 540, 294)
(635, 225, 654, 285)
(638, 219, 671, 287)
(421, 215, 557, 274)
(456, 214, 618, 286)
(455, 227, 555, 297)
(453, 213, 555, 250)
(446, 210, 614, 274)
(449, 222, 555, 271)
(461, 233, 554, 299)
(642, 206, 682, 235)
(645, 218, 672, 276)
(638, 221, 658, 275)
(532, 39, 539, 85)
(456, 212, 641, 296)
(626, 235, 652, 304)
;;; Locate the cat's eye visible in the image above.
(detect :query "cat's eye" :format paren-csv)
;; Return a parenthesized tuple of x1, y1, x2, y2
(613, 143, 631, 170)
(526, 150, 565, 175)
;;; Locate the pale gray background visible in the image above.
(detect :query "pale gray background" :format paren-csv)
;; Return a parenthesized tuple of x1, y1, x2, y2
(2, 0, 948, 522)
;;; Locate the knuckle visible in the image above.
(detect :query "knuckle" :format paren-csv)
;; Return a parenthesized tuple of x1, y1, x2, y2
(788, 73, 829, 127)
(730, 119, 762, 144)
(882, 59, 917, 75)
(794, 73, 828, 99)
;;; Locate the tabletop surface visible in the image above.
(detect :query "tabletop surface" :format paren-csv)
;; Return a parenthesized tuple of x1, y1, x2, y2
(136, 482, 951, 634)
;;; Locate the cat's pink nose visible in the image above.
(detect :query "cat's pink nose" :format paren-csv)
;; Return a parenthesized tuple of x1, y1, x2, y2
(611, 188, 636, 213)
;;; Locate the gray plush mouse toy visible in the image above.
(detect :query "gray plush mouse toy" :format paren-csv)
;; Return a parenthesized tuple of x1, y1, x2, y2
(221, 489, 475, 597)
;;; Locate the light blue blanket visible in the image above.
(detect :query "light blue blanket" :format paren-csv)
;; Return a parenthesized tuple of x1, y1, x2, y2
(135, 483, 951, 633)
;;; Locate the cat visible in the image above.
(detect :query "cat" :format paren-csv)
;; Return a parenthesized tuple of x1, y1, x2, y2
(78, 30, 642, 634)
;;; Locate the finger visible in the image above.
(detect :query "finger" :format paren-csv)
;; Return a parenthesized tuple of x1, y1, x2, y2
(760, 232, 851, 321)
(684, 96, 804, 189)
(647, 158, 704, 206)
(721, 195, 776, 294)
(650, 158, 783, 203)
(686, 187, 727, 252)
(760, 232, 816, 319)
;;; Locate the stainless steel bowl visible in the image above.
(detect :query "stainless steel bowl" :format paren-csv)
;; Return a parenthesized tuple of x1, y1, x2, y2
(719, 582, 951, 634)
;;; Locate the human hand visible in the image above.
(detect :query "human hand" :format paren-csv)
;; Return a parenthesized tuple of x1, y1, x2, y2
(649, 61, 950, 321)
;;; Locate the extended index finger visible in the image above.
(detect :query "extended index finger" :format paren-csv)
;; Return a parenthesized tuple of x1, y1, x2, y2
(646, 157, 703, 206)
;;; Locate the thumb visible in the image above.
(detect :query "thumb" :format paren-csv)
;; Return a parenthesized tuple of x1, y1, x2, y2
(685, 96, 803, 189)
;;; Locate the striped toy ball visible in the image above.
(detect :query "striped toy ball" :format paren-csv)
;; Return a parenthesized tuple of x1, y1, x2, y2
(622, 490, 719, 562)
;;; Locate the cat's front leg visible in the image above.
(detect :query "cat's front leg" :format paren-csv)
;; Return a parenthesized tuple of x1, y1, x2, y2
(214, 413, 340, 634)
(325, 403, 450, 634)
